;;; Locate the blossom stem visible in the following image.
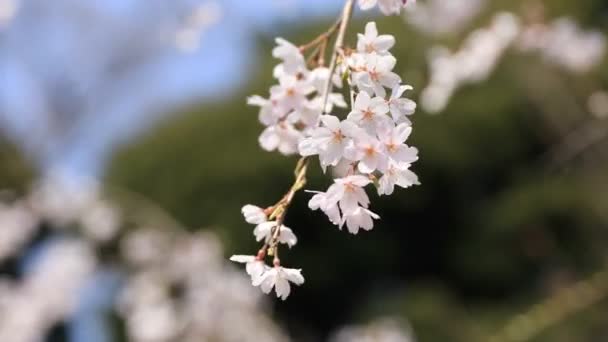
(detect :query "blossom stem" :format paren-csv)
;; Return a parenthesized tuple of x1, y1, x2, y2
(321, 0, 355, 113)
(298, 16, 342, 52)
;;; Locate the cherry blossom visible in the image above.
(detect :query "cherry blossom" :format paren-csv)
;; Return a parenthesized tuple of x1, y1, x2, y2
(347, 91, 390, 133)
(378, 123, 418, 164)
(357, 22, 395, 55)
(252, 266, 305, 300)
(342, 206, 380, 234)
(388, 85, 416, 124)
(299, 115, 360, 170)
(378, 162, 420, 195)
(241, 204, 267, 225)
(229, 255, 266, 279)
(258, 122, 302, 155)
(253, 221, 298, 248)
(272, 38, 306, 76)
(344, 133, 389, 173)
(352, 53, 401, 97)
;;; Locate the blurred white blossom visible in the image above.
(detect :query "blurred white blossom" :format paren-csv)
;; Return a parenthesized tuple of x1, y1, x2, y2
(0, 239, 96, 342)
(404, 0, 486, 36)
(518, 18, 606, 73)
(420, 13, 521, 113)
(330, 317, 416, 342)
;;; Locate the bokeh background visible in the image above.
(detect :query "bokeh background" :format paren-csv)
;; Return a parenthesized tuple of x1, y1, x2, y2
(1, 0, 608, 341)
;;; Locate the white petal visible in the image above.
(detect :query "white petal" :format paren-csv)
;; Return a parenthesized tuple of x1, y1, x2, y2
(229, 255, 255, 264)
(278, 226, 298, 247)
(246, 261, 266, 278)
(259, 127, 279, 151)
(321, 115, 341, 131)
(274, 276, 291, 300)
(284, 268, 305, 285)
(375, 35, 395, 51)
(364, 21, 378, 37)
(298, 138, 319, 156)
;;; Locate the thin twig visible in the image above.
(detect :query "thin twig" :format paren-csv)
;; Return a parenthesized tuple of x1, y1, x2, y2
(299, 16, 342, 52)
(322, 0, 355, 113)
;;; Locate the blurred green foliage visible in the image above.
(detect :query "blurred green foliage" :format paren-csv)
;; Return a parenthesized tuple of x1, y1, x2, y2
(0, 137, 34, 193)
(106, 2, 608, 341)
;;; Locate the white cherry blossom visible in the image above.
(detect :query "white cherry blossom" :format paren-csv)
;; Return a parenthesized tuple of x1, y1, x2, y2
(388, 85, 417, 124)
(308, 190, 342, 225)
(347, 91, 390, 133)
(241, 204, 267, 225)
(342, 206, 380, 234)
(299, 115, 360, 170)
(378, 123, 419, 164)
(344, 133, 389, 173)
(270, 74, 314, 113)
(325, 175, 372, 214)
(351, 53, 401, 97)
(378, 162, 420, 196)
(272, 38, 306, 76)
(229, 255, 266, 279)
(357, 22, 395, 55)
(253, 221, 298, 248)
(252, 266, 304, 300)
(259, 122, 302, 155)
(247, 95, 282, 126)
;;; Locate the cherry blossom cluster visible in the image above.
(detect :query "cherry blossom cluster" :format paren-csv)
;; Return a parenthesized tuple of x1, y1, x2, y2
(0, 174, 121, 264)
(518, 17, 606, 74)
(235, 1, 419, 300)
(0, 176, 289, 341)
(248, 38, 347, 156)
(303, 21, 419, 235)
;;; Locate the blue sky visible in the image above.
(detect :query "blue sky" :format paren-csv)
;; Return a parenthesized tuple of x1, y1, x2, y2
(0, 0, 350, 178)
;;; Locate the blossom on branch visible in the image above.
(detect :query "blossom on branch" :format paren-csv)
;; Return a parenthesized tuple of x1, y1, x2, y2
(234, 2, 420, 300)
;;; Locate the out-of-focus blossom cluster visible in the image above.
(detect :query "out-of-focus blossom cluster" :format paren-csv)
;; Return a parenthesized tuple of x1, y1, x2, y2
(240, 4, 419, 299)
(0, 176, 288, 341)
(404, 0, 486, 36)
(329, 317, 416, 342)
(420, 11, 607, 114)
(518, 17, 606, 74)
(420, 13, 520, 114)
(0, 0, 18, 29)
(0, 175, 121, 264)
(119, 228, 288, 342)
(0, 239, 96, 342)
(174, 1, 223, 53)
